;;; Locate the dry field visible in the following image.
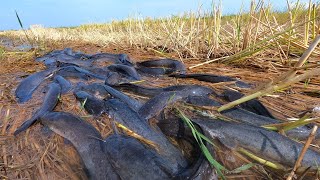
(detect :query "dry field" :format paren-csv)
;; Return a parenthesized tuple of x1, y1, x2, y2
(1, 1, 320, 179)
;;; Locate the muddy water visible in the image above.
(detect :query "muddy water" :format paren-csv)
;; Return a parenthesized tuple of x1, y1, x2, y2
(0, 36, 35, 52)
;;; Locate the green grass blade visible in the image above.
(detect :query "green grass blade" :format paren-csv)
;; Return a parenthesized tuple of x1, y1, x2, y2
(176, 108, 227, 179)
(229, 163, 255, 174)
(15, 10, 24, 29)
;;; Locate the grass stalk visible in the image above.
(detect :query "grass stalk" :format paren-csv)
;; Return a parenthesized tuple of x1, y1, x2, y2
(218, 67, 320, 112)
(238, 148, 287, 170)
(286, 125, 318, 180)
(176, 108, 226, 179)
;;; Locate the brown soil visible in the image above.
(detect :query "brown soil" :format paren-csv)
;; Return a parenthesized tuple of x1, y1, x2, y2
(1, 40, 320, 179)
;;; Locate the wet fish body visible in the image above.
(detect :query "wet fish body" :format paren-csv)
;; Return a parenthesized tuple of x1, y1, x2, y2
(77, 83, 142, 111)
(169, 73, 251, 88)
(139, 86, 214, 120)
(137, 59, 186, 75)
(40, 112, 120, 180)
(104, 98, 189, 172)
(104, 134, 176, 180)
(53, 75, 72, 94)
(74, 91, 106, 116)
(56, 66, 105, 80)
(15, 69, 54, 103)
(103, 84, 142, 111)
(14, 82, 61, 135)
(194, 119, 320, 169)
(106, 64, 141, 80)
(185, 95, 319, 140)
(113, 83, 215, 98)
(90, 53, 133, 66)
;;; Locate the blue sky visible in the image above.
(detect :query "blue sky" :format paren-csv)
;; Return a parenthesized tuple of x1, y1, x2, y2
(0, 0, 311, 31)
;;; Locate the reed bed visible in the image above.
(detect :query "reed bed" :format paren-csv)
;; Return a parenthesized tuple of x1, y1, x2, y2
(1, 1, 319, 64)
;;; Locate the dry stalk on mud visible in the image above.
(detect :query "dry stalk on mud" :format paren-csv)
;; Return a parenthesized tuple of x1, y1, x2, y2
(286, 125, 318, 180)
(218, 34, 320, 112)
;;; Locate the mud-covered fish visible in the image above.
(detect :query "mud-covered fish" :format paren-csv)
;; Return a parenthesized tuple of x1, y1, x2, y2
(185, 95, 320, 140)
(136, 59, 186, 75)
(40, 112, 120, 180)
(139, 85, 214, 119)
(76, 83, 142, 111)
(106, 64, 141, 80)
(169, 73, 251, 88)
(157, 114, 217, 180)
(74, 90, 106, 116)
(14, 82, 61, 135)
(104, 98, 188, 172)
(56, 66, 105, 80)
(15, 69, 54, 103)
(113, 83, 215, 98)
(104, 134, 177, 180)
(53, 75, 72, 94)
(90, 53, 133, 66)
(105, 71, 122, 85)
(194, 118, 320, 169)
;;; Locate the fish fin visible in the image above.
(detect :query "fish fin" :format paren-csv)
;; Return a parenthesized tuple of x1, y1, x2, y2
(14, 118, 37, 136)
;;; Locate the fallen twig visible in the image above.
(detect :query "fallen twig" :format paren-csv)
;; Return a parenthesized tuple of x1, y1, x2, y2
(286, 125, 318, 180)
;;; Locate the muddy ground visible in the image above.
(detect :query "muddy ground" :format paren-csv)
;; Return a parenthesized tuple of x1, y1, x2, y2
(1, 39, 320, 179)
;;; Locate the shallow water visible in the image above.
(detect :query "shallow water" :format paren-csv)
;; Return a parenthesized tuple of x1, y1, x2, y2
(0, 37, 34, 51)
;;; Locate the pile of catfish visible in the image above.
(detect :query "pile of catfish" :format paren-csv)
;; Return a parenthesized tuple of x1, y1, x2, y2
(14, 48, 320, 179)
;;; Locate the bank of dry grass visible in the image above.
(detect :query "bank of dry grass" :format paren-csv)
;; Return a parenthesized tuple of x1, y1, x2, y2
(1, 0, 320, 179)
(1, 1, 320, 64)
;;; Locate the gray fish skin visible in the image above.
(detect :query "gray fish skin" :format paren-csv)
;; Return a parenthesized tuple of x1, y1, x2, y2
(136, 66, 174, 76)
(40, 112, 120, 180)
(106, 64, 141, 80)
(15, 69, 54, 103)
(223, 108, 320, 140)
(56, 66, 90, 80)
(185, 96, 221, 107)
(185, 95, 318, 140)
(55, 58, 93, 68)
(14, 82, 61, 135)
(137, 59, 186, 74)
(103, 84, 142, 111)
(75, 83, 142, 111)
(112, 83, 163, 97)
(104, 134, 175, 180)
(53, 75, 72, 94)
(139, 86, 214, 120)
(194, 119, 320, 169)
(157, 115, 217, 180)
(75, 82, 110, 97)
(37, 48, 92, 67)
(169, 73, 251, 88)
(43, 58, 58, 68)
(191, 160, 217, 180)
(84, 67, 112, 79)
(74, 91, 106, 116)
(90, 53, 133, 66)
(138, 91, 182, 120)
(57, 66, 105, 80)
(113, 83, 215, 98)
(104, 98, 188, 172)
(104, 72, 122, 85)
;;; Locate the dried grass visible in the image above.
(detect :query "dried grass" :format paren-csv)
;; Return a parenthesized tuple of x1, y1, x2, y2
(1, 0, 320, 179)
